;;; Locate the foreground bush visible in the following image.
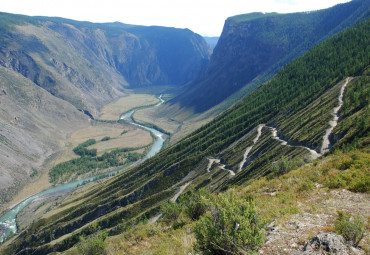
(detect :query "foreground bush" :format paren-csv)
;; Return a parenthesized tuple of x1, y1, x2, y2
(334, 211, 365, 247)
(194, 192, 265, 254)
(182, 188, 210, 220)
(77, 231, 108, 255)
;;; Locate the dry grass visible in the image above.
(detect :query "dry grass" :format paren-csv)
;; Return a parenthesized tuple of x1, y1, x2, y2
(134, 102, 216, 144)
(71, 125, 152, 153)
(89, 129, 152, 155)
(134, 107, 180, 134)
(100, 94, 160, 121)
(106, 223, 195, 255)
(4, 165, 53, 211)
(64, 124, 152, 158)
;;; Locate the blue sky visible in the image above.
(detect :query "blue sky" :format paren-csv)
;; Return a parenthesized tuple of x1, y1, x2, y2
(1, 0, 351, 36)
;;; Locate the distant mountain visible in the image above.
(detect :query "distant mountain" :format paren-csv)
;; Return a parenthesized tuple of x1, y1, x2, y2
(0, 14, 211, 211)
(203, 36, 219, 50)
(5, 17, 368, 254)
(0, 14, 211, 116)
(170, 0, 369, 113)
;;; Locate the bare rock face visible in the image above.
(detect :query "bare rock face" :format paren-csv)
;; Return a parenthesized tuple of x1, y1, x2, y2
(298, 232, 362, 255)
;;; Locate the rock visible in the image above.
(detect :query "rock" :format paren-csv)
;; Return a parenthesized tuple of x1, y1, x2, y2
(297, 232, 359, 255)
(266, 220, 276, 231)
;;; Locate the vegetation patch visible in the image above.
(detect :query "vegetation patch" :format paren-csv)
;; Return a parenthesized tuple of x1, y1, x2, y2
(101, 136, 111, 142)
(194, 192, 265, 254)
(77, 226, 108, 255)
(334, 211, 366, 247)
(72, 139, 97, 157)
(49, 139, 149, 184)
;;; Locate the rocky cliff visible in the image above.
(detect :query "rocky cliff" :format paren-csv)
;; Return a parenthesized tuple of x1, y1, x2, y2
(0, 14, 211, 116)
(170, 0, 369, 113)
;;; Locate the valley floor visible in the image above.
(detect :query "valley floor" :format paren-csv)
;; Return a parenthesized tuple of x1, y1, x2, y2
(1, 93, 166, 235)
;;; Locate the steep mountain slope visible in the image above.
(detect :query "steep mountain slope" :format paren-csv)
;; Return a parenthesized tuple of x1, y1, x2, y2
(0, 66, 88, 211)
(170, 0, 369, 113)
(0, 13, 211, 116)
(203, 36, 219, 50)
(3, 18, 368, 254)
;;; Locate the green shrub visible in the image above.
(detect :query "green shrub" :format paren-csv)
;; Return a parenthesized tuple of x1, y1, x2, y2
(325, 168, 369, 193)
(73, 139, 97, 156)
(270, 157, 305, 178)
(161, 201, 182, 222)
(298, 180, 315, 192)
(101, 136, 111, 141)
(194, 192, 265, 254)
(334, 211, 365, 247)
(73, 145, 97, 157)
(182, 188, 210, 220)
(77, 231, 108, 255)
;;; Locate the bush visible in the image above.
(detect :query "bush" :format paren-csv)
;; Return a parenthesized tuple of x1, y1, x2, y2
(182, 188, 210, 220)
(101, 136, 111, 141)
(77, 231, 108, 255)
(325, 168, 369, 193)
(334, 211, 365, 247)
(194, 192, 265, 254)
(298, 180, 315, 192)
(161, 201, 183, 222)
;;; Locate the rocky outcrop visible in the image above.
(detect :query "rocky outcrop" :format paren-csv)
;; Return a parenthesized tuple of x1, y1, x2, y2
(298, 232, 363, 255)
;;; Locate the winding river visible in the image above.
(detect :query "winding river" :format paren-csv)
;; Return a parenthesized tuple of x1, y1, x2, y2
(0, 95, 166, 243)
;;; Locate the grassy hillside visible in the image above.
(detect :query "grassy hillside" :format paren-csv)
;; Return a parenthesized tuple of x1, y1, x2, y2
(56, 148, 367, 255)
(2, 18, 369, 255)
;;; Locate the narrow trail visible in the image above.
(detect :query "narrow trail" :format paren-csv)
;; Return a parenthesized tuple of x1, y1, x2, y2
(170, 182, 191, 203)
(219, 164, 236, 176)
(149, 181, 191, 224)
(207, 158, 235, 176)
(320, 77, 351, 154)
(268, 126, 321, 159)
(148, 213, 162, 224)
(238, 124, 264, 172)
(202, 78, 350, 179)
(206, 158, 220, 172)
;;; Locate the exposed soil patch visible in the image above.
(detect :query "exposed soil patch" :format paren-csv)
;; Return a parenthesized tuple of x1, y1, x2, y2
(259, 189, 369, 254)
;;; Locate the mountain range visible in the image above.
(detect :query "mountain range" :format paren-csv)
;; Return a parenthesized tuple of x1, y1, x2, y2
(0, 13, 211, 116)
(0, 0, 369, 254)
(0, 15, 210, 211)
(2, 7, 369, 254)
